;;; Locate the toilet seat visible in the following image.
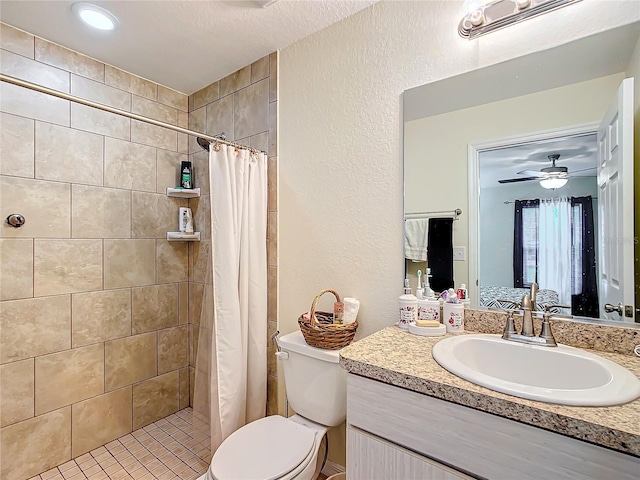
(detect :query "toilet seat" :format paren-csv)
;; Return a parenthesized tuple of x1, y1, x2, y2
(209, 415, 317, 480)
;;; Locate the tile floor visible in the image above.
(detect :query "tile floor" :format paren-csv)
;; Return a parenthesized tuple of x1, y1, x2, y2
(29, 409, 211, 480)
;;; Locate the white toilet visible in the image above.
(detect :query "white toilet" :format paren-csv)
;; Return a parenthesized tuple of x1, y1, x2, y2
(203, 330, 347, 480)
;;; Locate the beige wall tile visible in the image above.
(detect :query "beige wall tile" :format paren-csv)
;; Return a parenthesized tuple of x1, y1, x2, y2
(157, 240, 188, 283)
(34, 239, 102, 296)
(0, 238, 33, 300)
(177, 112, 189, 154)
(132, 96, 177, 125)
(190, 82, 219, 112)
(71, 74, 131, 110)
(104, 239, 155, 289)
(71, 387, 132, 458)
(0, 295, 70, 363)
(158, 325, 188, 374)
(0, 175, 70, 239)
(105, 65, 156, 100)
(0, 23, 34, 58)
(72, 184, 131, 238)
(35, 38, 104, 82)
(0, 49, 69, 92)
(156, 149, 186, 193)
(72, 289, 131, 347)
(267, 320, 277, 377)
(1, 112, 35, 177)
(189, 240, 210, 284)
(188, 106, 206, 154)
(205, 95, 233, 143)
(267, 374, 278, 416)
(132, 283, 179, 334)
(189, 150, 209, 195)
(251, 56, 270, 84)
(234, 78, 269, 140)
(220, 66, 251, 97)
(268, 211, 277, 267)
(191, 194, 210, 241)
(268, 266, 277, 320)
(132, 192, 186, 238)
(179, 282, 188, 325)
(0, 407, 71, 480)
(71, 103, 130, 141)
(0, 358, 34, 427)
(104, 137, 156, 192)
(189, 366, 195, 406)
(268, 156, 277, 212)
(250, 132, 269, 154)
(0, 82, 70, 126)
(105, 332, 156, 391)
(188, 282, 204, 326)
(35, 343, 104, 415)
(179, 367, 189, 409)
(269, 101, 277, 157)
(269, 52, 277, 103)
(131, 119, 177, 151)
(35, 122, 103, 185)
(188, 325, 200, 367)
(132, 371, 179, 429)
(158, 85, 188, 112)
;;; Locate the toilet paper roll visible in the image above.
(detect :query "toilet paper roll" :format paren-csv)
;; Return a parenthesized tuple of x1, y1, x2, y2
(343, 297, 360, 324)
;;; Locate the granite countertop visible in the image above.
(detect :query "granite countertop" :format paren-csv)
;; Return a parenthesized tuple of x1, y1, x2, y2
(339, 325, 640, 457)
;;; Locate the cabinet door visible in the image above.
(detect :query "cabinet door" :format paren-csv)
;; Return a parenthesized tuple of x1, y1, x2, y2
(347, 426, 471, 480)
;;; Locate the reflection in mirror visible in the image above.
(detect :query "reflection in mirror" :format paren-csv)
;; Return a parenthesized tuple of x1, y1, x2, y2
(403, 22, 639, 324)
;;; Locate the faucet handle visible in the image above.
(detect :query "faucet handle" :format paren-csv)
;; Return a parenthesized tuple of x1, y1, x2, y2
(502, 309, 518, 340)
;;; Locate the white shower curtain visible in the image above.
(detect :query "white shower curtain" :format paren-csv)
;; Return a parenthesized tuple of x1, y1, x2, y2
(538, 197, 572, 306)
(197, 144, 268, 455)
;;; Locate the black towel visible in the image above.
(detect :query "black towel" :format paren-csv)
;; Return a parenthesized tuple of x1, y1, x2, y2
(427, 218, 454, 293)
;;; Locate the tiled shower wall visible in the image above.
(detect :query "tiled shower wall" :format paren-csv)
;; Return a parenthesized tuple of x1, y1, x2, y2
(186, 52, 279, 415)
(0, 23, 191, 480)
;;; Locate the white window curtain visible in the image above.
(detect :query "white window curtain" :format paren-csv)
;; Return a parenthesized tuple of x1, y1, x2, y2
(198, 144, 268, 454)
(538, 197, 572, 305)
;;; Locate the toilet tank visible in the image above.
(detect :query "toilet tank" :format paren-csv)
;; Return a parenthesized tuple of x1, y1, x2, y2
(277, 331, 347, 427)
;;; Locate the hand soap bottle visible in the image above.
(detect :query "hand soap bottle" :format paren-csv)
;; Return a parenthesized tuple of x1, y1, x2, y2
(398, 279, 417, 329)
(443, 288, 464, 333)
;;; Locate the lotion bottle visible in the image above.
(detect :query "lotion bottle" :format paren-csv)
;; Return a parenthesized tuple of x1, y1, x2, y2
(398, 279, 417, 329)
(443, 289, 464, 333)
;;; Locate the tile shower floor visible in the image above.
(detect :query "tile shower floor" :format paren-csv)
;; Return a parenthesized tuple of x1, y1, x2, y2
(29, 409, 211, 480)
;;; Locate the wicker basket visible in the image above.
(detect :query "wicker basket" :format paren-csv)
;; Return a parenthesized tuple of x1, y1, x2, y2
(298, 289, 358, 350)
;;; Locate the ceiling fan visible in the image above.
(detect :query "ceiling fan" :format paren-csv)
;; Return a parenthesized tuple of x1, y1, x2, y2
(498, 154, 596, 185)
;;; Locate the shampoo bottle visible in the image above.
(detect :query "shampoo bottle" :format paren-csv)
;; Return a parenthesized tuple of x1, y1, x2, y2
(398, 279, 417, 329)
(443, 289, 464, 333)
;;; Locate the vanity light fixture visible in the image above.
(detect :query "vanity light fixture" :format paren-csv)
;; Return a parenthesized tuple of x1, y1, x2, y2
(539, 177, 568, 189)
(72, 2, 119, 31)
(459, 0, 581, 39)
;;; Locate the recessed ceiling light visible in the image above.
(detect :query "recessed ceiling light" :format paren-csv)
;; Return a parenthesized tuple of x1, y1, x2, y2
(72, 3, 119, 31)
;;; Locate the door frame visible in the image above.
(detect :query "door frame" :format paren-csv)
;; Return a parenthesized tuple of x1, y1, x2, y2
(467, 122, 599, 309)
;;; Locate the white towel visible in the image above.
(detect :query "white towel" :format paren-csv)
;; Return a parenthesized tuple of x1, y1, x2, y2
(343, 297, 360, 324)
(404, 219, 429, 261)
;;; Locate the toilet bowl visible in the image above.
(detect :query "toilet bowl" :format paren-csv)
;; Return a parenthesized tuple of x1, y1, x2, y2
(204, 414, 327, 480)
(197, 331, 347, 480)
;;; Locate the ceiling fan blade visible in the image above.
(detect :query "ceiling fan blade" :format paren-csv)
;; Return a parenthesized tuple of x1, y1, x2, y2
(516, 169, 546, 177)
(498, 177, 540, 184)
(567, 173, 597, 178)
(569, 166, 597, 174)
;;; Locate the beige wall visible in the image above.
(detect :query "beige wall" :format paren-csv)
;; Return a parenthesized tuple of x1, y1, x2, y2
(186, 53, 279, 416)
(628, 33, 640, 312)
(0, 23, 190, 480)
(404, 73, 624, 294)
(279, 0, 639, 467)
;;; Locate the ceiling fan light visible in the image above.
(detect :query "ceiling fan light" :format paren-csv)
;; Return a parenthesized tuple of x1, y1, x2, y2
(540, 177, 568, 189)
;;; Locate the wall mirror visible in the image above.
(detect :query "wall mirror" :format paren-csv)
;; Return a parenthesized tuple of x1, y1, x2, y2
(403, 21, 639, 324)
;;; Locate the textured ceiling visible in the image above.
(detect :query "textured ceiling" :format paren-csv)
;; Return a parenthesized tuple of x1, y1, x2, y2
(0, 0, 377, 94)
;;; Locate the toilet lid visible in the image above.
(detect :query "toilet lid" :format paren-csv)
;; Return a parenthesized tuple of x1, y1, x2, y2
(210, 416, 316, 480)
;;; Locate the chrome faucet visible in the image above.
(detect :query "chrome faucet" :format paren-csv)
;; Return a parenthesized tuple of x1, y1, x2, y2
(529, 282, 538, 313)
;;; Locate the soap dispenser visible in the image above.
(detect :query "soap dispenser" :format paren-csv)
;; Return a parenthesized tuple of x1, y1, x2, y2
(398, 279, 417, 329)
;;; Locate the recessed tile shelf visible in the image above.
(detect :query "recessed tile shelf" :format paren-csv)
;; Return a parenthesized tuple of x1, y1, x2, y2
(166, 232, 201, 242)
(166, 187, 201, 198)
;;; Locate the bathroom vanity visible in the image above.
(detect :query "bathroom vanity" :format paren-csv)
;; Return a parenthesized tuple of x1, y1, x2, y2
(340, 325, 640, 480)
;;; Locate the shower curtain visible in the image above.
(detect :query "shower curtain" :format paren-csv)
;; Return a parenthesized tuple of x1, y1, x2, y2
(193, 144, 268, 458)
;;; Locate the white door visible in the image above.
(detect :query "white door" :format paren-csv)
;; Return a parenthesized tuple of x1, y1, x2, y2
(597, 77, 634, 320)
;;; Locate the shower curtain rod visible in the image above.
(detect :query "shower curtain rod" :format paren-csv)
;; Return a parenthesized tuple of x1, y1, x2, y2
(0, 73, 266, 154)
(503, 197, 598, 204)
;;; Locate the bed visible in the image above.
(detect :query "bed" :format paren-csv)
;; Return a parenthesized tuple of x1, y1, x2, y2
(480, 286, 560, 312)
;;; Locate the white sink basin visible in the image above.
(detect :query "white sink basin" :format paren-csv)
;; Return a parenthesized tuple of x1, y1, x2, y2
(431, 334, 640, 406)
